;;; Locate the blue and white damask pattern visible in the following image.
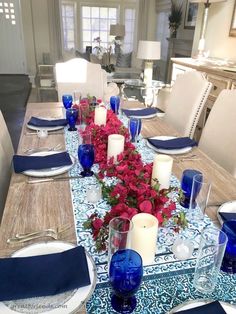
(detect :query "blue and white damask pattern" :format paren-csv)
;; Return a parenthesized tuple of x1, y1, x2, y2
(64, 116, 236, 314)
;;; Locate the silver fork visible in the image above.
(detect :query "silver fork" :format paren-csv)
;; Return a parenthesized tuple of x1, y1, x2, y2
(23, 144, 62, 154)
(7, 224, 71, 244)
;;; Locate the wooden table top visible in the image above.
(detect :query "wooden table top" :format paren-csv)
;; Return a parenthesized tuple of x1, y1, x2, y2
(0, 101, 236, 311)
(1, 101, 236, 254)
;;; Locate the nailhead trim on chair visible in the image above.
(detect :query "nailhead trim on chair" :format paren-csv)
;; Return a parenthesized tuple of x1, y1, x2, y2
(189, 77, 212, 139)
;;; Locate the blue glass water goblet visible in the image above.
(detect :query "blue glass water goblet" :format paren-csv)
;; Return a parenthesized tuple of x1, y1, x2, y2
(62, 94, 73, 109)
(66, 108, 78, 131)
(78, 144, 94, 177)
(180, 169, 202, 208)
(221, 220, 236, 274)
(109, 249, 143, 314)
(128, 118, 142, 143)
(110, 96, 120, 115)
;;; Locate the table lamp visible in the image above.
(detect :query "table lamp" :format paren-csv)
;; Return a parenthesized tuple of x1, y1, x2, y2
(190, 0, 227, 57)
(110, 24, 125, 55)
(137, 40, 161, 87)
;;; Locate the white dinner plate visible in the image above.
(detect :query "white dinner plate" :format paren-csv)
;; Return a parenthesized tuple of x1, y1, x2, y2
(124, 108, 163, 119)
(146, 136, 193, 155)
(27, 117, 65, 132)
(217, 200, 236, 225)
(1, 241, 97, 314)
(169, 299, 236, 313)
(23, 151, 75, 177)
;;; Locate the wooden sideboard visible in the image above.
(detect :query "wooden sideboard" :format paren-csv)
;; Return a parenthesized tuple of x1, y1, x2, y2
(171, 58, 236, 140)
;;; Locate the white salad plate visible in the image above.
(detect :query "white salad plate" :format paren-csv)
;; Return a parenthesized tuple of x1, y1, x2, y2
(23, 151, 75, 177)
(124, 107, 163, 119)
(1, 241, 97, 314)
(169, 299, 236, 313)
(146, 136, 193, 155)
(217, 200, 236, 225)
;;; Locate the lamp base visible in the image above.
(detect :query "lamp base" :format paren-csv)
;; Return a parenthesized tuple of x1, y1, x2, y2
(143, 61, 153, 87)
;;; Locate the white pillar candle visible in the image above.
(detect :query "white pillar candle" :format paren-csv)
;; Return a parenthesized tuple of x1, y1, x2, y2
(107, 134, 124, 162)
(131, 213, 158, 266)
(94, 106, 107, 126)
(151, 154, 173, 189)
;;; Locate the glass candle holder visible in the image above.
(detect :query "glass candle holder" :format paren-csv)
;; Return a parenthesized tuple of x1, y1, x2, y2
(86, 185, 102, 203)
(172, 235, 194, 260)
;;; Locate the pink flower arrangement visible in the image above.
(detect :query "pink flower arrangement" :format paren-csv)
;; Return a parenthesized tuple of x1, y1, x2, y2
(83, 109, 187, 251)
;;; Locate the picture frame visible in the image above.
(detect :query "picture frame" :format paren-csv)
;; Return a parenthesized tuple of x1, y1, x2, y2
(184, 1, 198, 29)
(229, 0, 236, 37)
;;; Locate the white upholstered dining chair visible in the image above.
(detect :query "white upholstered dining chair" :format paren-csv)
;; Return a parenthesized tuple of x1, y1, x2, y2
(163, 71, 212, 139)
(199, 89, 236, 177)
(0, 110, 14, 159)
(0, 142, 12, 222)
(55, 58, 119, 101)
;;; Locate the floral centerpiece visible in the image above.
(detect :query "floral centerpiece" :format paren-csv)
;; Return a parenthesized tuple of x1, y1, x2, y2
(83, 109, 187, 251)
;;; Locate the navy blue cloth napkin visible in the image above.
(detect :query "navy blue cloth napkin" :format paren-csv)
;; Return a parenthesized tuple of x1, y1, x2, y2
(175, 301, 226, 314)
(28, 117, 67, 127)
(147, 137, 197, 150)
(219, 212, 236, 222)
(122, 108, 163, 117)
(13, 152, 72, 173)
(0, 246, 91, 301)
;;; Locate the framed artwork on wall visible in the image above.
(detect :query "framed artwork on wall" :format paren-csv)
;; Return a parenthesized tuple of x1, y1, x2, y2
(229, 0, 236, 36)
(184, 1, 198, 29)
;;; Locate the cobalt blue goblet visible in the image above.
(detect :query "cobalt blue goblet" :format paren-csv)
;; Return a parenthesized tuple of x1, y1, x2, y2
(180, 169, 202, 208)
(221, 220, 236, 274)
(128, 118, 142, 143)
(78, 144, 94, 177)
(66, 108, 78, 131)
(62, 94, 73, 109)
(110, 96, 120, 115)
(109, 249, 143, 313)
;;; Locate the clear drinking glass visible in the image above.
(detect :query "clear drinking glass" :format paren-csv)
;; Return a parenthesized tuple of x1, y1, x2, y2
(193, 226, 228, 294)
(189, 173, 211, 220)
(108, 217, 133, 267)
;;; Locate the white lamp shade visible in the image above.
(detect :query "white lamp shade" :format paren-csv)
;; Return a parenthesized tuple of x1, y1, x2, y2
(110, 24, 125, 37)
(137, 41, 161, 60)
(190, 0, 226, 3)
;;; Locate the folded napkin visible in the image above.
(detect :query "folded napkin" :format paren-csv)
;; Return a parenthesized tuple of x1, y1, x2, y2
(122, 108, 163, 117)
(28, 117, 67, 127)
(0, 246, 91, 301)
(219, 212, 236, 222)
(175, 301, 226, 314)
(147, 137, 197, 150)
(13, 152, 72, 173)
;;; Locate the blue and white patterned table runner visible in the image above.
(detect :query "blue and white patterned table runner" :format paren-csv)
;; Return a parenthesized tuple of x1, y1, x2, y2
(64, 115, 236, 314)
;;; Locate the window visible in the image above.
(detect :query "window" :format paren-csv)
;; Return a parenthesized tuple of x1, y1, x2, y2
(61, 1, 76, 50)
(123, 8, 135, 53)
(81, 6, 117, 51)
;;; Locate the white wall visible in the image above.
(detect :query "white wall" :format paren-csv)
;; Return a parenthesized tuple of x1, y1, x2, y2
(192, 0, 236, 60)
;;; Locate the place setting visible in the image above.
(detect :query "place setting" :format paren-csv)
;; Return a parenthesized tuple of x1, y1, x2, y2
(26, 116, 67, 135)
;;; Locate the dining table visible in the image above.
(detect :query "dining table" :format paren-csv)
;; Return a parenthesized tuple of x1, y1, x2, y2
(0, 100, 236, 314)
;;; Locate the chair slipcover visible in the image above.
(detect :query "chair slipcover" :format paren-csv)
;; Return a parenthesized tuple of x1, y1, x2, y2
(55, 58, 108, 101)
(199, 89, 236, 177)
(0, 111, 14, 222)
(164, 71, 212, 139)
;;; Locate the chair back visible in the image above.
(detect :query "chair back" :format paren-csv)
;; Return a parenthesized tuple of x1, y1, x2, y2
(0, 110, 14, 158)
(164, 71, 212, 139)
(0, 142, 12, 223)
(199, 89, 236, 177)
(55, 58, 107, 101)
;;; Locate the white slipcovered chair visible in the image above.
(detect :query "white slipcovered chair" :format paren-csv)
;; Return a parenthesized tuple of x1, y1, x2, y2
(0, 111, 14, 222)
(163, 71, 212, 139)
(55, 58, 119, 101)
(199, 89, 236, 177)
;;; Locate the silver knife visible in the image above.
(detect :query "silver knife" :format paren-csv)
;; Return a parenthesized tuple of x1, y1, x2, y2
(27, 175, 82, 184)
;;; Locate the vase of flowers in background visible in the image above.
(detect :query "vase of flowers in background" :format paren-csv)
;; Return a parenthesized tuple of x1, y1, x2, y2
(168, 0, 183, 38)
